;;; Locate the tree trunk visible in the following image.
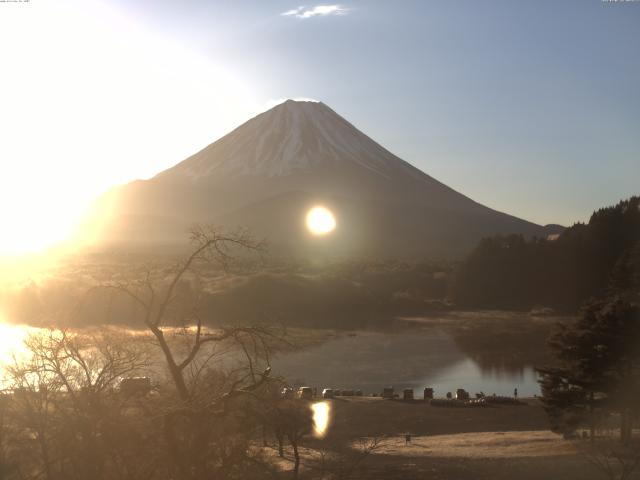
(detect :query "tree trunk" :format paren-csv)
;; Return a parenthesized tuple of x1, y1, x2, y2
(149, 326, 189, 401)
(292, 440, 300, 479)
(36, 429, 54, 480)
(276, 432, 284, 457)
(589, 391, 595, 442)
(620, 408, 631, 445)
(163, 412, 192, 480)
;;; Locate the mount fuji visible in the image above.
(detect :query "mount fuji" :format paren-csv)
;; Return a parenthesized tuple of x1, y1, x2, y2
(94, 100, 554, 258)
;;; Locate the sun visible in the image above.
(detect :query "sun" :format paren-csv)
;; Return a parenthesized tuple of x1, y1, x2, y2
(306, 206, 336, 235)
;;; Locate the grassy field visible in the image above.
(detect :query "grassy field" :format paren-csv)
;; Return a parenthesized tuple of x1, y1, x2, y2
(260, 397, 604, 480)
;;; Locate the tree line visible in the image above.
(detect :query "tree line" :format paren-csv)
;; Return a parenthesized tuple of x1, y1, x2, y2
(532, 199, 640, 478)
(453, 196, 640, 310)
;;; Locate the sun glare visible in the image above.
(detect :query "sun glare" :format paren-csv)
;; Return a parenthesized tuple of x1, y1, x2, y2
(0, 0, 260, 256)
(311, 401, 331, 437)
(0, 318, 31, 366)
(306, 206, 336, 236)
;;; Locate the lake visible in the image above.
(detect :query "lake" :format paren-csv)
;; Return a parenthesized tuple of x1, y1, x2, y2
(0, 310, 551, 397)
(270, 329, 541, 397)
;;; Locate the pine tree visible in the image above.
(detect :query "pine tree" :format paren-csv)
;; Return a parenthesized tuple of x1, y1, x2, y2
(538, 297, 640, 442)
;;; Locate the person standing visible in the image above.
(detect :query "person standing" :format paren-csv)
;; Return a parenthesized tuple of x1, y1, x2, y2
(514, 387, 518, 399)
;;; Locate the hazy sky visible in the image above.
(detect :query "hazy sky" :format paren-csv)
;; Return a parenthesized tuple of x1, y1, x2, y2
(0, 0, 638, 252)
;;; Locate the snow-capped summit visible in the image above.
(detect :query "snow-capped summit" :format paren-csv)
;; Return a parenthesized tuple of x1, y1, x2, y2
(157, 100, 403, 180)
(95, 100, 548, 257)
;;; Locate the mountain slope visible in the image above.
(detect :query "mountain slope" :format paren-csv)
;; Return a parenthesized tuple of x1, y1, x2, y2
(92, 100, 548, 258)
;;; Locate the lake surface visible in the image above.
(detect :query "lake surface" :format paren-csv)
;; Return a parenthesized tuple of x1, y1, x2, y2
(270, 329, 541, 397)
(0, 315, 544, 397)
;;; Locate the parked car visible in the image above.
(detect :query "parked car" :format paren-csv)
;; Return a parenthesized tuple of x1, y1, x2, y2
(322, 388, 334, 399)
(456, 388, 470, 400)
(382, 387, 394, 399)
(120, 377, 151, 396)
(297, 387, 313, 400)
(281, 387, 295, 399)
(403, 388, 414, 400)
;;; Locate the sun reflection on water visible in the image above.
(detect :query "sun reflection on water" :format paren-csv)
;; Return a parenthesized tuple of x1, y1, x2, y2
(311, 401, 331, 438)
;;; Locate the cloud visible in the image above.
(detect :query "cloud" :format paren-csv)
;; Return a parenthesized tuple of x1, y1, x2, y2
(282, 5, 349, 19)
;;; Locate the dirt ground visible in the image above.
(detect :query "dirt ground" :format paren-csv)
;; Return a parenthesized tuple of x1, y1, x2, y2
(262, 397, 607, 480)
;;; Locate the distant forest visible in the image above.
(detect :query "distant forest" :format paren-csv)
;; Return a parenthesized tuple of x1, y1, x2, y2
(453, 196, 640, 311)
(1, 259, 451, 328)
(3, 197, 638, 328)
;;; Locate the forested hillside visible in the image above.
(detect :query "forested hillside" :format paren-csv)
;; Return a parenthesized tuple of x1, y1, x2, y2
(454, 196, 640, 310)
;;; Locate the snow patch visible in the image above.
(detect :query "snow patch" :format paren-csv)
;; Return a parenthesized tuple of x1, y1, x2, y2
(161, 100, 405, 181)
(255, 97, 320, 116)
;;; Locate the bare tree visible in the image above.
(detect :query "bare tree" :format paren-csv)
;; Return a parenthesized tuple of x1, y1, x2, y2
(576, 437, 640, 480)
(0, 392, 17, 480)
(101, 226, 270, 399)
(6, 328, 152, 480)
(97, 226, 287, 480)
(315, 437, 385, 480)
(262, 398, 312, 478)
(2, 226, 290, 480)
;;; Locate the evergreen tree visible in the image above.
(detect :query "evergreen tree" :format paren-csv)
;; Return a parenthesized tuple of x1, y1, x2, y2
(538, 297, 640, 442)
